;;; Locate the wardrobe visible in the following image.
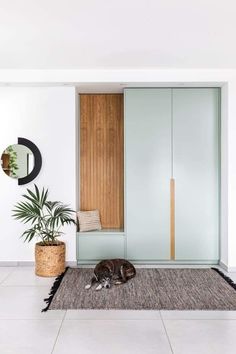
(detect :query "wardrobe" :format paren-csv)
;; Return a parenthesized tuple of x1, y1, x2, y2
(77, 88, 220, 263)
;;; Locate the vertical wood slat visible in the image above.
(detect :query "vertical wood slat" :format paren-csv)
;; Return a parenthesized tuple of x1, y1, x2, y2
(170, 178, 175, 260)
(80, 94, 124, 229)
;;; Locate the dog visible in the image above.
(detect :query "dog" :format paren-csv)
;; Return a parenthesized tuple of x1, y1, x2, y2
(85, 259, 136, 291)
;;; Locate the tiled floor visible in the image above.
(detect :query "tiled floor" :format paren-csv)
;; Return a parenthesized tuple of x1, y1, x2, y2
(1, 267, 236, 354)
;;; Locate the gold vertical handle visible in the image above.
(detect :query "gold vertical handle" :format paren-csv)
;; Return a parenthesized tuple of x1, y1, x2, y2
(170, 178, 175, 260)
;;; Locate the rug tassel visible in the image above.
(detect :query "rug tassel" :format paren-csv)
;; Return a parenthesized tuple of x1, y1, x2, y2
(41, 267, 69, 312)
(212, 267, 236, 291)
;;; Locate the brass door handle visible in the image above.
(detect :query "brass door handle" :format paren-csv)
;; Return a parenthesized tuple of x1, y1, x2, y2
(170, 178, 175, 260)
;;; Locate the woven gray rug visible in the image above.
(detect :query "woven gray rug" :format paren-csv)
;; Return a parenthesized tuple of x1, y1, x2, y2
(42, 268, 236, 311)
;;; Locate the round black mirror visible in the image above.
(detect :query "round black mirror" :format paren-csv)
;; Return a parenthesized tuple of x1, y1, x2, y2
(1, 138, 42, 185)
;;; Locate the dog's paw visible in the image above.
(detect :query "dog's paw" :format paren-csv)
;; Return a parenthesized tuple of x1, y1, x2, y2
(114, 281, 123, 285)
(95, 284, 102, 291)
(85, 284, 91, 290)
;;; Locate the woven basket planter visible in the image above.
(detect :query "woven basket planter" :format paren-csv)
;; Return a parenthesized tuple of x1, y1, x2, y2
(35, 241, 65, 277)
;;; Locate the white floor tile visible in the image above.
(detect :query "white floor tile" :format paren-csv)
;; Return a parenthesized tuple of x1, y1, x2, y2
(226, 273, 236, 283)
(0, 267, 15, 284)
(66, 309, 161, 320)
(0, 286, 65, 319)
(0, 319, 61, 354)
(164, 319, 236, 354)
(1, 267, 56, 287)
(53, 319, 172, 354)
(161, 310, 236, 320)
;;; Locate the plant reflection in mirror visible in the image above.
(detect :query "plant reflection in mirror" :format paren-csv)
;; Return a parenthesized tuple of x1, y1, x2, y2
(5, 145, 19, 177)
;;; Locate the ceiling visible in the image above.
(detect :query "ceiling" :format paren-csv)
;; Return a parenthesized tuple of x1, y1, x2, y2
(0, 0, 235, 69)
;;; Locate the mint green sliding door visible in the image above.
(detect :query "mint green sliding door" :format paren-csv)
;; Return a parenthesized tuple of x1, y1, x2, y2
(125, 89, 172, 260)
(173, 89, 219, 261)
(125, 88, 219, 262)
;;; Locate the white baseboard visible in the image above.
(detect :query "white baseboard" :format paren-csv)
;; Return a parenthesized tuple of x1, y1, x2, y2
(219, 261, 236, 273)
(0, 261, 18, 267)
(66, 261, 77, 267)
(219, 261, 228, 271)
(18, 261, 35, 266)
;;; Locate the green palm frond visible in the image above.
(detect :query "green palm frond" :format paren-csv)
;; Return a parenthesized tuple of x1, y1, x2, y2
(13, 200, 41, 224)
(13, 184, 76, 244)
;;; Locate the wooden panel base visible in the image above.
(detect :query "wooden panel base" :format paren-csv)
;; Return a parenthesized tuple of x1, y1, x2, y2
(80, 94, 124, 229)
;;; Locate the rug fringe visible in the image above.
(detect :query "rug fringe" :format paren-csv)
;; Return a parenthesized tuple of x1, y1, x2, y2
(42, 267, 69, 312)
(212, 267, 236, 291)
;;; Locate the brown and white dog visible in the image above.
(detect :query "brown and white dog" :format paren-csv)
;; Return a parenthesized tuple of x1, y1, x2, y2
(85, 259, 136, 291)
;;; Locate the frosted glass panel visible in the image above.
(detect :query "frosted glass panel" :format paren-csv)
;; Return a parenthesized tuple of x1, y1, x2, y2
(125, 89, 171, 260)
(173, 89, 219, 261)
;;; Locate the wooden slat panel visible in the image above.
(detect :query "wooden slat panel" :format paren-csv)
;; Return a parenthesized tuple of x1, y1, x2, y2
(80, 94, 124, 229)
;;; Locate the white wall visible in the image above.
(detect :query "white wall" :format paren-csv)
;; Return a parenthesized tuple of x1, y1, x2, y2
(1, 1, 236, 69)
(0, 87, 76, 263)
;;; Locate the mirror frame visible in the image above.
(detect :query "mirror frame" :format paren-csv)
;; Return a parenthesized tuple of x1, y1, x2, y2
(17, 137, 42, 185)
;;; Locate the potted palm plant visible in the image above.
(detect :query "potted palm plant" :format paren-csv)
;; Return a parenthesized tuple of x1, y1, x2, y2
(13, 185, 76, 277)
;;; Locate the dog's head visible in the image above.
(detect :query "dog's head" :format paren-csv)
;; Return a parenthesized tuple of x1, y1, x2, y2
(100, 275, 112, 289)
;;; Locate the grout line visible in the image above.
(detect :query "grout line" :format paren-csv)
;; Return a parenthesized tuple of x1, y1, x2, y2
(160, 311, 174, 354)
(0, 316, 236, 321)
(51, 311, 67, 354)
(61, 318, 163, 321)
(0, 317, 66, 321)
(0, 268, 17, 286)
(52, 318, 236, 322)
(157, 317, 236, 321)
(0, 284, 55, 287)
